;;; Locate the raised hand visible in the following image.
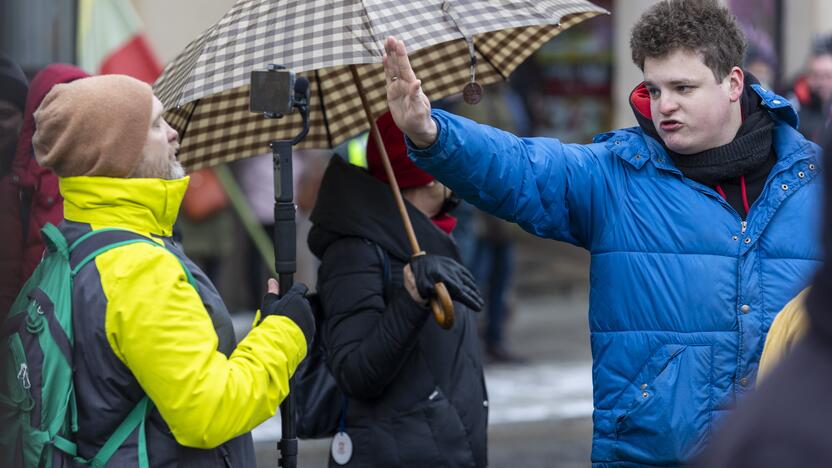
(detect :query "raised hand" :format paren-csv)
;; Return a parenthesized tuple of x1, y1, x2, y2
(383, 36, 438, 148)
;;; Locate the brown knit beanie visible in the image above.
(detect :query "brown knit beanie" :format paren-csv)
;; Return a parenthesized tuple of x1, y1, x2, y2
(33, 74, 154, 177)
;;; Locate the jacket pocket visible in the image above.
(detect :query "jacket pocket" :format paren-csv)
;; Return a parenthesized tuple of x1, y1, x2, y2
(392, 386, 476, 468)
(613, 344, 713, 465)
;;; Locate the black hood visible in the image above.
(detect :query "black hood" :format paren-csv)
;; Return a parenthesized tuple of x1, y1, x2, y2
(308, 156, 456, 263)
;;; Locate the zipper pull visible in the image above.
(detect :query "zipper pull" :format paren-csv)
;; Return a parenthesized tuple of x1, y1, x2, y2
(741, 221, 747, 234)
(17, 363, 30, 389)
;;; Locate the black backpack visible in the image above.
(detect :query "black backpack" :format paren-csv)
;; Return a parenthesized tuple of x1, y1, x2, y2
(295, 240, 391, 439)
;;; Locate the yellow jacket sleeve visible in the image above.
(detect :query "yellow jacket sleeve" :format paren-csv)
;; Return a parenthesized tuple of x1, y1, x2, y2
(96, 242, 307, 448)
(758, 288, 810, 382)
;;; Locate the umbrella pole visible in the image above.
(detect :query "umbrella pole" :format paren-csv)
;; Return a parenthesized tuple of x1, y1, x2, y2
(272, 139, 299, 468)
(349, 65, 454, 329)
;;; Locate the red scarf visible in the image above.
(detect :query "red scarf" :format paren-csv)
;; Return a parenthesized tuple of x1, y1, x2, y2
(431, 214, 457, 235)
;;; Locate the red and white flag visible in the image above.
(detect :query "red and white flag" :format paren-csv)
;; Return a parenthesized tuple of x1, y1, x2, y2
(77, 0, 162, 83)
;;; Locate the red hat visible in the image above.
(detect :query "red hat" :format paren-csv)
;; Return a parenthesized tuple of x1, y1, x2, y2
(366, 111, 434, 189)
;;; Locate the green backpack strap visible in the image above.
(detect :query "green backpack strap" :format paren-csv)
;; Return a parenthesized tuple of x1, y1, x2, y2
(68, 228, 199, 291)
(51, 397, 154, 468)
(89, 396, 154, 468)
(41, 223, 70, 258)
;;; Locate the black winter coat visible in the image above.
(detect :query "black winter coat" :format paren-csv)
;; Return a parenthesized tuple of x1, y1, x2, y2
(308, 157, 488, 468)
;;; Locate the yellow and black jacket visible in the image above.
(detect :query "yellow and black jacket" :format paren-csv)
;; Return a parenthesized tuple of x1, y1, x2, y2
(59, 176, 306, 467)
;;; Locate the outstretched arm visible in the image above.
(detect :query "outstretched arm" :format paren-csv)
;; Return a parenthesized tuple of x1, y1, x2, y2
(383, 36, 611, 247)
(101, 244, 308, 449)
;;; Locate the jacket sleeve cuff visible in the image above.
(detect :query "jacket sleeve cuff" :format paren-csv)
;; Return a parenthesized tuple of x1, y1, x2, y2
(406, 111, 446, 159)
(263, 307, 315, 347)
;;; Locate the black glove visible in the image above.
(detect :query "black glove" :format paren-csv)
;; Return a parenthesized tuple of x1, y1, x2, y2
(262, 283, 315, 346)
(409, 254, 484, 312)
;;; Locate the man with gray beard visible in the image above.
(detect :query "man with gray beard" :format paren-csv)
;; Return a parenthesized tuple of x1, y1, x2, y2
(22, 74, 315, 466)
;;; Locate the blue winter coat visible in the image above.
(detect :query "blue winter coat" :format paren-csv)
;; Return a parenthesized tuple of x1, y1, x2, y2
(408, 85, 822, 467)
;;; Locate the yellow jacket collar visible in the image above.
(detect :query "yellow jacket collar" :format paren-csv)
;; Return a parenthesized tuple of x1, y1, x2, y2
(60, 176, 190, 236)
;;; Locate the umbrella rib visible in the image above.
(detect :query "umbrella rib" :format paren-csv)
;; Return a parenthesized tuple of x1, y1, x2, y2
(357, 0, 384, 57)
(473, 42, 507, 81)
(314, 70, 334, 148)
(175, 100, 199, 167)
(179, 99, 199, 141)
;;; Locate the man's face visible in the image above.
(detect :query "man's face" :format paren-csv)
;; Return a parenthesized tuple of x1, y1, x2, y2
(643, 49, 743, 155)
(133, 96, 184, 179)
(0, 100, 23, 160)
(807, 54, 832, 104)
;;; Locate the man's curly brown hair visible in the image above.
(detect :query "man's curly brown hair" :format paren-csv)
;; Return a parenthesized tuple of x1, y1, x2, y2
(630, 0, 747, 81)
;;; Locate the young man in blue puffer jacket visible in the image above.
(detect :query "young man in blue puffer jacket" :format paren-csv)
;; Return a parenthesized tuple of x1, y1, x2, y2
(382, 0, 822, 466)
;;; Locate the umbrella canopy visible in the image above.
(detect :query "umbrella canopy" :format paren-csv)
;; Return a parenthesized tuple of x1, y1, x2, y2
(153, 0, 607, 171)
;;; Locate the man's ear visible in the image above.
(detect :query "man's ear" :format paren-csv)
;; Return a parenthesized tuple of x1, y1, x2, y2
(727, 66, 744, 102)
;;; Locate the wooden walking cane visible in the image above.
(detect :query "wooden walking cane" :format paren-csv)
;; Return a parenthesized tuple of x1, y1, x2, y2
(350, 66, 454, 329)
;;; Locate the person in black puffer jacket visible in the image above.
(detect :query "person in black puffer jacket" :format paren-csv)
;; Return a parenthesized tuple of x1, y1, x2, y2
(308, 112, 488, 467)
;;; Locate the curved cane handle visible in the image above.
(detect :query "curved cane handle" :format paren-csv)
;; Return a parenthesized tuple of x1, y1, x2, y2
(430, 282, 455, 329)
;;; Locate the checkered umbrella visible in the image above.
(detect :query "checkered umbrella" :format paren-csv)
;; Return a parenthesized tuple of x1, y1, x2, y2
(153, 0, 607, 170)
